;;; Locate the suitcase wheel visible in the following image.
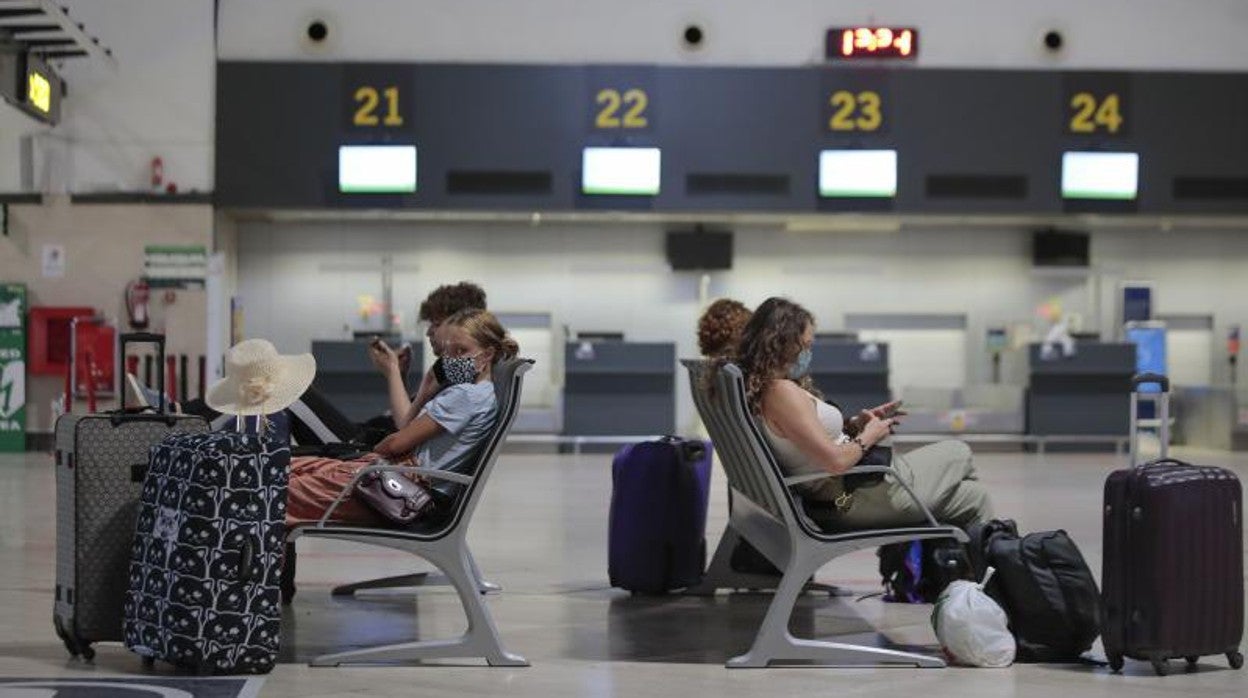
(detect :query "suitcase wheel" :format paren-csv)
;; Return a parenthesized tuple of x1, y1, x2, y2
(141, 656, 156, 669)
(1107, 653, 1124, 673)
(57, 634, 78, 658)
(52, 617, 78, 658)
(1228, 651, 1244, 670)
(79, 643, 95, 662)
(1184, 656, 1199, 672)
(1150, 658, 1169, 676)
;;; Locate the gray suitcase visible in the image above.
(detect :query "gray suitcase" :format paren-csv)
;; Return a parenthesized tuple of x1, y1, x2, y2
(54, 332, 209, 660)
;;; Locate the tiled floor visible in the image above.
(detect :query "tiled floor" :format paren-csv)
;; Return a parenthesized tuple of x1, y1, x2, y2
(2, 444, 1245, 697)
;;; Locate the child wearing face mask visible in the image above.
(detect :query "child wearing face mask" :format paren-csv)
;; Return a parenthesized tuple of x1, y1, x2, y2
(285, 308, 519, 528)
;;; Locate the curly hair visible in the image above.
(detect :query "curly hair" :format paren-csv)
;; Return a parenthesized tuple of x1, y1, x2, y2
(697, 298, 752, 359)
(418, 282, 487, 323)
(736, 297, 819, 414)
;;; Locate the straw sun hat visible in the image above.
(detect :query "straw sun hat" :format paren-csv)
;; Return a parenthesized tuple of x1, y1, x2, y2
(205, 339, 316, 416)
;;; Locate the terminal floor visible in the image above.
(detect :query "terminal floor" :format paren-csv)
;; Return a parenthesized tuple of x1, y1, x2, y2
(1, 446, 1246, 697)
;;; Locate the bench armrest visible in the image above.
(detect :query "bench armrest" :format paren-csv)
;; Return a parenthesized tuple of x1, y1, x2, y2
(316, 459, 475, 527)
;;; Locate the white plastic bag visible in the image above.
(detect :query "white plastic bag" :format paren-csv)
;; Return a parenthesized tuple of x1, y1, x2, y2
(931, 568, 1016, 667)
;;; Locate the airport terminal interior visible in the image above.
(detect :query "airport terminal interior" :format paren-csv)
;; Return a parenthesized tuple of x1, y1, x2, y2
(1, 1, 1247, 696)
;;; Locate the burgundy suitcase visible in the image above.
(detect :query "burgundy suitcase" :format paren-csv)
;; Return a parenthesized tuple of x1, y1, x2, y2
(1102, 372, 1244, 675)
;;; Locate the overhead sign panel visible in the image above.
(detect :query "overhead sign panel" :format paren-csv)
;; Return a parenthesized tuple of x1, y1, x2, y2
(0, 52, 62, 125)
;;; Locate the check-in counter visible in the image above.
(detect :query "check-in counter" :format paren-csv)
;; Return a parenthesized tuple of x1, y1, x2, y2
(808, 341, 891, 415)
(563, 341, 675, 436)
(310, 339, 421, 423)
(1174, 386, 1235, 450)
(1026, 342, 1134, 438)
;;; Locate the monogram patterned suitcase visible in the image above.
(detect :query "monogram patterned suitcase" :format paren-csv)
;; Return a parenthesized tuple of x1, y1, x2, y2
(54, 333, 208, 660)
(123, 429, 289, 674)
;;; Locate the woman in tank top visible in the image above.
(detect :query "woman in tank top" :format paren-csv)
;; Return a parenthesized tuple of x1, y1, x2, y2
(740, 297, 993, 530)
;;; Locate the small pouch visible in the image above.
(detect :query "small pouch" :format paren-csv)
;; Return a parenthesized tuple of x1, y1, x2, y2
(842, 445, 892, 494)
(355, 470, 438, 525)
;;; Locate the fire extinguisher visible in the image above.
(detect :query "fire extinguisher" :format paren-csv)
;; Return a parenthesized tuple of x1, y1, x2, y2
(125, 278, 150, 330)
(150, 156, 164, 191)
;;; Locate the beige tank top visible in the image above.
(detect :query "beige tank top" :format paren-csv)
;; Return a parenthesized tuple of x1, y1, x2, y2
(761, 393, 846, 502)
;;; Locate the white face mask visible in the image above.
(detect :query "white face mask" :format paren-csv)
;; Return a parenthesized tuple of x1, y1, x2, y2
(440, 352, 481, 385)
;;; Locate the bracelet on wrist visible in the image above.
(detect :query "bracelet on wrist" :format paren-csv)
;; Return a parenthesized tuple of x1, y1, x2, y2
(850, 436, 869, 455)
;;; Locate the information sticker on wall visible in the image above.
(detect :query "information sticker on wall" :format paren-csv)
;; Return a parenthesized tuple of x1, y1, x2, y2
(41, 244, 65, 278)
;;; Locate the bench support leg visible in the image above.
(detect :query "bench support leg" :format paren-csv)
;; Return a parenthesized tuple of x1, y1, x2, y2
(727, 544, 945, 669)
(310, 535, 526, 668)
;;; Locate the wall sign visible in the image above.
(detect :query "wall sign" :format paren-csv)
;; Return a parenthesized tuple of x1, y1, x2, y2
(0, 283, 25, 452)
(1063, 73, 1130, 137)
(215, 62, 1248, 214)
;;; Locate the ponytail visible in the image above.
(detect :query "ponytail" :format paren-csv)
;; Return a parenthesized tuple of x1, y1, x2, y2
(444, 308, 519, 362)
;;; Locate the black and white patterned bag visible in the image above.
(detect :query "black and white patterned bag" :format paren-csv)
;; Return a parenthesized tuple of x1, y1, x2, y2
(123, 429, 289, 674)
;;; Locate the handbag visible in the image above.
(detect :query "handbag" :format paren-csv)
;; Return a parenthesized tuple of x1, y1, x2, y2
(842, 445, 891, 494)
(354, 469, 438, 525)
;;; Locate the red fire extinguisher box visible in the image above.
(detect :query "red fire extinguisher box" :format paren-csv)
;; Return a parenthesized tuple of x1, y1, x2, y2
(28, 306, 94, 376)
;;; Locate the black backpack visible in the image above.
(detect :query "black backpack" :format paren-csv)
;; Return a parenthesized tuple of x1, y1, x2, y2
(877, 538, 969, 603)
(967, 519, 1102, 662)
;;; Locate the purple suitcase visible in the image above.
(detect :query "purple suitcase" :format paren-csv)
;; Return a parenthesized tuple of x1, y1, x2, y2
(1102, 373, 1244, 675)
(608, 437, 712, 593)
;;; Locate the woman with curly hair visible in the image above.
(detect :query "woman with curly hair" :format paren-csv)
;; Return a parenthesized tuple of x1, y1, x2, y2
(739, 297, 992, 530)
(697, 298, 752, 359)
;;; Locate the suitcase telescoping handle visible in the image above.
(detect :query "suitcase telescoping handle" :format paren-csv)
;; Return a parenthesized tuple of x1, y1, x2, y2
(119, 332, 167, 413)
(1129, 372, 1170, 467)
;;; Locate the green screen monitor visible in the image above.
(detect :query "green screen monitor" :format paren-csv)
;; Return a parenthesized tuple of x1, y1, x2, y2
(338, 145, 417, 193)
(818, 149, 897, 198)
(1061, 151, 1138, 200)
(581, 147, 661, 195)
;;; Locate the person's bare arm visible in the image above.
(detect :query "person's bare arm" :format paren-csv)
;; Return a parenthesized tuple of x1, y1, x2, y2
(368, 341, 420, 428)
(373, 412, 446, 458)
(763, 381, 896, 476)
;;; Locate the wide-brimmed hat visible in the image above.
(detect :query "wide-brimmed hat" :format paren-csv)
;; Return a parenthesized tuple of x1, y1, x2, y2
(205, 339, 316, 416)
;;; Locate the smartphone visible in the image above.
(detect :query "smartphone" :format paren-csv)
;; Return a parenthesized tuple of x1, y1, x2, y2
(881, 402, 906, 419)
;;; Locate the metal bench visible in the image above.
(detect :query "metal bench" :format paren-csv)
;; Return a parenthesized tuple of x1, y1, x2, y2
(682, 359, 967, 668)
(288, 358, 534, 667)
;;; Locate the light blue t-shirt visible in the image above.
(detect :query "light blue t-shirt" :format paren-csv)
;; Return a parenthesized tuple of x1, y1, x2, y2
(417, 381, 498, 497)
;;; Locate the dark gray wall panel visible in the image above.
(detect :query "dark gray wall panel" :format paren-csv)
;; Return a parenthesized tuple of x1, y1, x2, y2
(216, 62, 1248, 215)
(895, 70, 1062, 213)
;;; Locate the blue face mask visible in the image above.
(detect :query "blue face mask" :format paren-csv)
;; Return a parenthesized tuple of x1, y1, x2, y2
(789, 347, 813, 379)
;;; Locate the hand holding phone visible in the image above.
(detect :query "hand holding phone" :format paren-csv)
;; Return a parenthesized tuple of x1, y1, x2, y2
(873, 400, 906, 419)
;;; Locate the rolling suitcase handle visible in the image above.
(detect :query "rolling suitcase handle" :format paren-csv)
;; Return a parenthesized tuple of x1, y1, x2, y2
(1129, 372, 1170, 467)
(111, 332, 185, 426)
(119, 332, 167, 412)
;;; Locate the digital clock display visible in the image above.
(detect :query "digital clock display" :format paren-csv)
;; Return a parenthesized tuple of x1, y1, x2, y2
(826, 27, 918, 60)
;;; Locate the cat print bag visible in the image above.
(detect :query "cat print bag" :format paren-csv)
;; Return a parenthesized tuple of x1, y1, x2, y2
(123, 429, 290, 675)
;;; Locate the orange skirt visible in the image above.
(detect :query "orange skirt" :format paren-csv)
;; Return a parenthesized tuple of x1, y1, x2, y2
(286, 454, 390, 528)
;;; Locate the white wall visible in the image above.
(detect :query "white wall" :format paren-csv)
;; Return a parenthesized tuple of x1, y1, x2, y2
(0, 0, 215, 193)
(218, 0, 1248, 70)
(0, 198, 214, 431)
(4, 1, 1244, 193)
(235, 221, 1248, 432)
